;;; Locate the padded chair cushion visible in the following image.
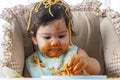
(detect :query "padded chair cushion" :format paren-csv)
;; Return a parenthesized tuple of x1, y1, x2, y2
(0, 17, 24, 75)
(101, 8, 120, 77)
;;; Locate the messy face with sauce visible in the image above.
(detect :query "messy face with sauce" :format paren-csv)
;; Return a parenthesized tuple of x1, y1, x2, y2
(32, 18, 70, 57)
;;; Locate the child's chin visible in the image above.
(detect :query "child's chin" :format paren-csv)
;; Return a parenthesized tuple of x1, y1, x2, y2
(49, 52, 62, 57)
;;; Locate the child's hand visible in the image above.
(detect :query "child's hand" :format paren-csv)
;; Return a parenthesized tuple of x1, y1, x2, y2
(67, 54, 88, 75)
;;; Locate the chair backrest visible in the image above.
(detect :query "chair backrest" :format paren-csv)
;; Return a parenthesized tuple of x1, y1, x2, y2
(101, 8, 120, 77)
(0, 0, 105, 75)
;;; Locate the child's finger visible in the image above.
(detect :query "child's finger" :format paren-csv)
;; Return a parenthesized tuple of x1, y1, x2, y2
(67, 55, 76, 67)
(74, 63, 88, 75)
(73, 64, 83, 75)
(71, 55, 80, 66)
(73, 61, 83, 72)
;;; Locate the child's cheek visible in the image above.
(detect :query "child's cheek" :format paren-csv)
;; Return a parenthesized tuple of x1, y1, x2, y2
(40, 42, 50, 54)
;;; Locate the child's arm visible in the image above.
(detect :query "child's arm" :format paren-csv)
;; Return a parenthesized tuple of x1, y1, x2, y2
(67, 48, 101, 75)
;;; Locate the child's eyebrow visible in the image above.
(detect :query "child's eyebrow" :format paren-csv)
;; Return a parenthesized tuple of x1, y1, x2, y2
(59, 30, 67, 34)
(39, 30, 67, 35)
(40, 33, 51, 35)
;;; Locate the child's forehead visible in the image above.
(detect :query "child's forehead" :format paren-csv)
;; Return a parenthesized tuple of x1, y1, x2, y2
(40, 18, 67, 29)
(37, 19, 67, 33)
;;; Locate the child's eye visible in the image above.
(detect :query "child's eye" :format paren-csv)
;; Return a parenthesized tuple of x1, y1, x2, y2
(58, 35, 65, 38)
(44, 36, 51, 39)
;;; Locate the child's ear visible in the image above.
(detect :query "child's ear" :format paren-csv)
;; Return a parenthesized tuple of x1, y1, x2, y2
(32, 37, 38, 45)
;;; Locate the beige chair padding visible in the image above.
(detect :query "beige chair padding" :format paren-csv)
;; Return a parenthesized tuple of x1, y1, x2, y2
(101, 8, 120, 77)
(0, 5, 34, 75)
(0, 15, 24, 75)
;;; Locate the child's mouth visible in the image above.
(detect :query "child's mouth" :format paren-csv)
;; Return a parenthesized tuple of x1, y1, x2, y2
(49, 48, 62, 51)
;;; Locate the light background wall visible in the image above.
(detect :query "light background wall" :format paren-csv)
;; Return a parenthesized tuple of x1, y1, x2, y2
(0, 0, 120, 13)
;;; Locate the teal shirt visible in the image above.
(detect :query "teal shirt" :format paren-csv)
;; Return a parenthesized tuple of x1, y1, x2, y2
(26, 45, 78, 78)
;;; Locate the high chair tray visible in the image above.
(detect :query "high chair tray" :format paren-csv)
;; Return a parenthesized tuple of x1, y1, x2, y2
(0, 76, 106, 80)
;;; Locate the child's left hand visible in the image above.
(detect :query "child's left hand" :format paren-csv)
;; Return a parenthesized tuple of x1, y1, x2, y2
(66, 54, 88, 75)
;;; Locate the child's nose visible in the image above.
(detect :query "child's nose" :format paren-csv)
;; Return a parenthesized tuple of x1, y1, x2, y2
(51, 39, 60, 46)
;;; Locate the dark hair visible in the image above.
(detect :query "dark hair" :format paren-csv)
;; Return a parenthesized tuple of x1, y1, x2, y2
(27, 0, 74, 37)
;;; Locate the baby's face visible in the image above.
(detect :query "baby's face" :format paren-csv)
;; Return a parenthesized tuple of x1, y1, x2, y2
(32, 18, 69, 57)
